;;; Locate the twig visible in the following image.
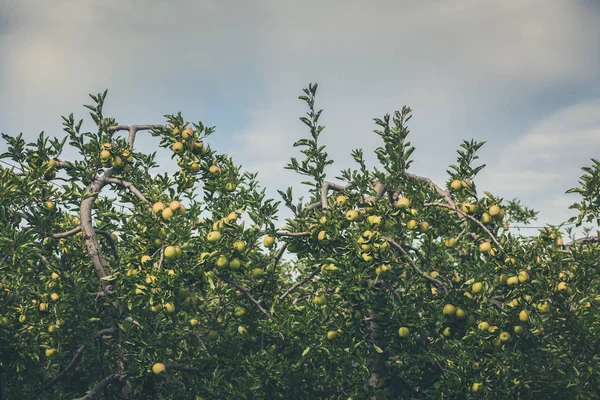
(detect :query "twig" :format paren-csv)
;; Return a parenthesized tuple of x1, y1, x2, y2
(165, 364, 211, 377)
(272, 231, 310, 237)
(95, 230, 119, 260)
(565, 236, 600, 250)
(30, 345, 86, 400)
(104, 177, 151, 208)
(218, 275, 271, 319)
(279, 266, 322, 300)
(72, 374, 123, 400)
(39, 226, 82, 239)
(381, 236, 448, 295)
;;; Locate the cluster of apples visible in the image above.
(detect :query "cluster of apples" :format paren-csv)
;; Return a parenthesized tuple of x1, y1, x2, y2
(99, 143, 134, 171)
(169, 126, 206, 173)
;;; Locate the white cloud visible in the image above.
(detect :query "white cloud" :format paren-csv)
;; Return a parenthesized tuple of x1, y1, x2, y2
(0, 0, 599, 231)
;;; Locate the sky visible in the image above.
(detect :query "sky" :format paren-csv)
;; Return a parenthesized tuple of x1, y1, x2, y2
(1, 0, 599, 236)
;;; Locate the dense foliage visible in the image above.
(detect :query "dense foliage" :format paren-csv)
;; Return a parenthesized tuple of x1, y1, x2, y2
(1, 84, 599, 399)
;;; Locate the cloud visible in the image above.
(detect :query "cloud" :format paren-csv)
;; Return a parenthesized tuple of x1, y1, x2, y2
(0, 0, 599, 230)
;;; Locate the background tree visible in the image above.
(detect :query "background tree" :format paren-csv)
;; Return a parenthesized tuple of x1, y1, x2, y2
(0, 84, 598, 399)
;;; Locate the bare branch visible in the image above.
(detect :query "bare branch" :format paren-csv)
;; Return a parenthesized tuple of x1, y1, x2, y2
(30, 345, 86, 400)
(107, 124, 163, 149)
(320, 181, 348, 209)
(280, 266, 321, 300)
(80, 175, 112, 288)
(39, 226, 81, 239)
(566, 236, 600, 250)
(272, 243, 287, 270)
(72, 374, 123, 400)
(104, 177, 151, 208)
(381, 236, 448, 295)
(272, 231, 310, 237)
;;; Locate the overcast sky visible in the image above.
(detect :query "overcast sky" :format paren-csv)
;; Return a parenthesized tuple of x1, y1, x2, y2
(1, 0, 599, 234)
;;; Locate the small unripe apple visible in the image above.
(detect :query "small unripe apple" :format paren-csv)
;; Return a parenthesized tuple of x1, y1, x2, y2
(263, 236, 275, 248)
(51, 272, 60, 280)
(152, 202, 166, 214)
(418, 221, 430, 233)
(499, 331, 512, 343)
(111, 156, 123, 168)
(234, 307, 246, 317)
(45, 348, 56, 358)
(233, 241, 246, 252)
(488, 205, 501, 217)
(472, 382, 483, 393)
(207, 231, 222, 243)
(44, 201, 55, 211)
(162, 207, 174, 220)
(442, 304, 456, 316)
(152, 362, 166, 375)
(100, 149, 111, 161)
(216, 255, 228, 268)
(229, 258, 241, 270)
(164, 303, 176, 314)
(335, 195, 347, 206)
(345, 210, 361, 222)
(164, 246, 178, 259)
(50, 293, 60, 302)
(472, 282, 483, 294)
(209, 165, 220, 174)
(506, 276, 519, 287)
(182, 128, 193, 140)
(519, 310, 529, 322)
(396, 197, 410, 209)
(327, 330, 338, 340)
(251, 268, 264, 277)
(444, 237, 456, 247)
(172, 142, 184, 154)
(518, 270, 530, 283)
(479, 241, 491, 253)
(513, 325, 524, 334)
(39, 302, 48, 312)
(398, 326, 410, 338)
(314, 295, 326, 306)
(406, 220, 418, 230)
(450, 180, 462, 190)
(192, 140, 204, 152)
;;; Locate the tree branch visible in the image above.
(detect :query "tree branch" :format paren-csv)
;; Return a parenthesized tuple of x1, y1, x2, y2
(72, 374, 123, 400)
(218, 275, 271, 319)
(107, 124, 163, 149)
(424, 202, 503, 251)
(381, 236, 448, 295)
(39, 226, 82, 239)
(565, 236, 600, 250)
(30, 345, 86, 400)
(279, 266, 322, 300)
(95, 229, 119, 260)
(104, 177, 151, 208)
(165, 364, 211, 377)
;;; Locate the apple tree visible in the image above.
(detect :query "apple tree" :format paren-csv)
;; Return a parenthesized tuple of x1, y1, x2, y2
(0, 84, 599, 399)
